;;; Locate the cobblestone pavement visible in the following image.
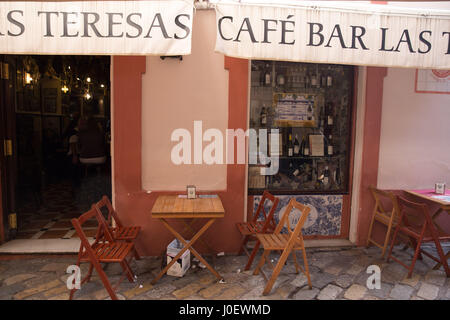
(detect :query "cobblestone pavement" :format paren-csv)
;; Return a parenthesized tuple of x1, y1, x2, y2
(0, 245, 449, 300)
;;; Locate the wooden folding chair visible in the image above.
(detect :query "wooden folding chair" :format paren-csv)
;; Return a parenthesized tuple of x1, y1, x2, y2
(236, 190, 279, 270)
(253, 198, 312, 295)
(95, 195, 141, 260)
(386, 196, 450, 278)
(366, 186, 400, 258)
(69, 205, 137, 300)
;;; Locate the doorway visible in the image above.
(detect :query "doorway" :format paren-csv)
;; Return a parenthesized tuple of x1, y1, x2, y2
(0, 55, 111, 244)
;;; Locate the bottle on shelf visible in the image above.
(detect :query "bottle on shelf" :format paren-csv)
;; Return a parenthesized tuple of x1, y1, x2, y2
(260, 104, 267, 126)
(327, 134, 333, 156)
(264, 63, 271, 86)
(334, 162, 341, 187)
(293, 134, 300, 156)
(323, 165, 330, 187)
(287, 133, 294, 157)
(327, 66, 333, 87)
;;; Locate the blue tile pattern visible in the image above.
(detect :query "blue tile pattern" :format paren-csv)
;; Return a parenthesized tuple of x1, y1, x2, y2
(253, 195, 342, 236)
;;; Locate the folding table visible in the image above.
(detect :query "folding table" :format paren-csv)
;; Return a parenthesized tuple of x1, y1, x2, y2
(150, 195, 225, 284)
(404, 189, 450, 269)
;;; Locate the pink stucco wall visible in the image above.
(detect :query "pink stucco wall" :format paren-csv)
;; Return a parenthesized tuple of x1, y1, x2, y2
(378, 67, 450, 190)
(141, 10, 229, 191)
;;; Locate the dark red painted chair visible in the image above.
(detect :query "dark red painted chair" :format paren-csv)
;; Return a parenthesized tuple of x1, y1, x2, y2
(386, 196, 450, 278)
(69, 205, 136, 300)
(94, 195, 141, 260)
(236, 190, 279, 270)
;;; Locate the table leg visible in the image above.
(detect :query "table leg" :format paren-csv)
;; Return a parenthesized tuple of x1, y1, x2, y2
(151, 218, 222, 285)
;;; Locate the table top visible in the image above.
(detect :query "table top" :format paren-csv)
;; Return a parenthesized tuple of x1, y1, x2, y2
(405, 189, 450, 207)
(151, 195, 225, 218)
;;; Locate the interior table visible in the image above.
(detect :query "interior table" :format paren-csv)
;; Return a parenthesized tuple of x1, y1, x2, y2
(150, 195, 225, 284)
(404, 189, 450, 269)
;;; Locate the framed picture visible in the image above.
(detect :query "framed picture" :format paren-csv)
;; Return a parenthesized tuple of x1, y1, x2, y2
(415, 69, 450, 94)
(273, 92, 319, 127)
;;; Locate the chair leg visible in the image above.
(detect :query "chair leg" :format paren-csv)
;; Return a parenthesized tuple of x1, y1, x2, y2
(238, 235, 249, 256)
(300, 244, 312, 289)
(431, 237, 450, 277)
(408, 235, 424, 278)
(244, 240, 261, 271)
(263, 248, 291, 295)
(381, 222, 394, 258)
(253, 250, 269, 276)
(292, 251, 300, 274)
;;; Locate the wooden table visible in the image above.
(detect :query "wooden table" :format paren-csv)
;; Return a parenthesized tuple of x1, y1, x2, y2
(404, 189, 450, 269)
(150, 195, 225, 284)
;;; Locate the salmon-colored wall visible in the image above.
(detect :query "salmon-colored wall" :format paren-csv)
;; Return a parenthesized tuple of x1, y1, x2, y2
(141, 10, 229, 192)
(112, 55, 248, 256)
(356, 67, 387, 246)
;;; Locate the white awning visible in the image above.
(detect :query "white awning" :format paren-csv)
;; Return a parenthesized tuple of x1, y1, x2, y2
(0, 0, 194, 55)
(212, 0, 450, 69)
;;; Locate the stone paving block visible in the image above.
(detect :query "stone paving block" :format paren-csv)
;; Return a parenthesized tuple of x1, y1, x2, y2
(172, 283, 203, 300)
(3, 274, 36, 286)
(292, 287, 319, 300)
(344, 284, 367, 300)
(275, 283, 297, 299)
(323, 265, 343, 276)
(424, 270, 446, 286)
(43, 285, 69, 298)
(368, 282, 393, 299)
(142, 284, 177, 299)
(400, 274, 421, 287)
(40, 262, 71, 273)
(389, 284, 414, 300)
(317, 284, 343, 300)
(335, 274, 355, 289)
(417, 283, 440, 300)
(123, 282, 154, 299)
(199, 283, 228, 299)
(345, 264, 365, 276)
(14, 279, 61, 300)
(310, 272, 336, 289)
(213, 285, 246, 300)
(49, 293, 70, 300)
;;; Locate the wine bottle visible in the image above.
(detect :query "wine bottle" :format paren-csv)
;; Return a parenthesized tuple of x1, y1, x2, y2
(293, 134, 300, 156)
(326, 66, 333, 87)
(264, 63, 271, 86)
(304, 137, 310, 156)
(260, 105, 267, 126)
(327, 134, 333, 156)
(334, 162, 341, 187)
(288, 134, 293, 157)
(323, 165, 330, 187)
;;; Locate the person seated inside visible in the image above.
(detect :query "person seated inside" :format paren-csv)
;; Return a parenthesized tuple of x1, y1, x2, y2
(78, 116, 106, 165)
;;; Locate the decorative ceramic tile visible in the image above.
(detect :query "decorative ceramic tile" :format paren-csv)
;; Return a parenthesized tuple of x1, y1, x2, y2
(253, 194, 342, 236)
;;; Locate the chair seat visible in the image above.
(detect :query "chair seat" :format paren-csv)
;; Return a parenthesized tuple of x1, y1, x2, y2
(80, 242, 134, 263)
(256, 233, 303, 250)
(237, 221, 274, 235)
(112, 226, 141, 241)
(398, 225, 450, 242)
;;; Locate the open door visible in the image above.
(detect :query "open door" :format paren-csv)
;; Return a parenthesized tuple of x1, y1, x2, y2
(0, 55, 18, 243)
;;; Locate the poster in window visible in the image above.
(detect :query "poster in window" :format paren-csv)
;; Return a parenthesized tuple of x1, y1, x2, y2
(415, 69, 450, 94)
(273, 93, 318, 127)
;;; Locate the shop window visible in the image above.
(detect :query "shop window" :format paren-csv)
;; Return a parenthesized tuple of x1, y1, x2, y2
(248, 60, 354, 195)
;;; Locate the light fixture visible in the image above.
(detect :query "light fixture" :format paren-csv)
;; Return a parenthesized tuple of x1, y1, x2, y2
(84, 92, 92, 100)
(25, 72, 33, 84)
